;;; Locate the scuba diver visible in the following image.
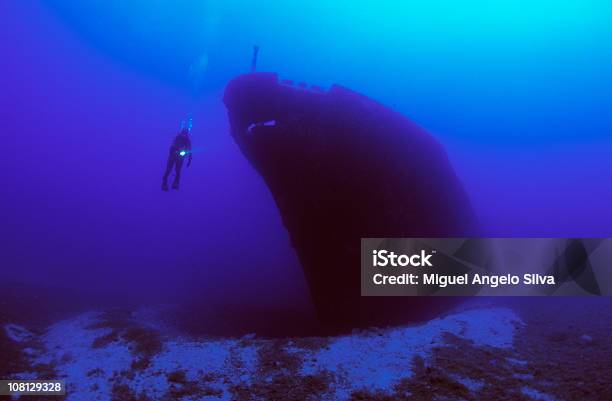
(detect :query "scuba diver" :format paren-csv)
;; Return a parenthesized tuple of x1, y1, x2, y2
(162, 127, 192, 191)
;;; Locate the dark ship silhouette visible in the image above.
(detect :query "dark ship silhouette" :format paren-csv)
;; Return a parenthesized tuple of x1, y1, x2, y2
(224, 72, 478, 331)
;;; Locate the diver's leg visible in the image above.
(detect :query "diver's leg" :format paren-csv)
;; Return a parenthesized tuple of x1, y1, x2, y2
(162, 155, 175, 191)
(172, 158, 184, 189)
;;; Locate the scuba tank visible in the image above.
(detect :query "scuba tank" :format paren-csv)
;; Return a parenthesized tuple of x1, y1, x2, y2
(179, 115, 193, 132)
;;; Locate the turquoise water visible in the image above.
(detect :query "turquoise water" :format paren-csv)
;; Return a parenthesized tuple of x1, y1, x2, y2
(2, 0, 611, 302)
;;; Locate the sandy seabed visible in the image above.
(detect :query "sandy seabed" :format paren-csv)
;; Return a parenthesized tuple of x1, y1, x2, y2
(2, 295, 611, 401)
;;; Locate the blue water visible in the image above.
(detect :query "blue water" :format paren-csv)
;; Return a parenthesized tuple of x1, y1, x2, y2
(1, 1, 611, 308)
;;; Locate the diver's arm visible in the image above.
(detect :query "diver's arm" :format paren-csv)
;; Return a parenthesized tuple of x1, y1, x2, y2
(186, 137, 193, 167)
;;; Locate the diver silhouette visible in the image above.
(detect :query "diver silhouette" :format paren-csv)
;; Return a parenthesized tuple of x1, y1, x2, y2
(162, 128, 192, 191)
